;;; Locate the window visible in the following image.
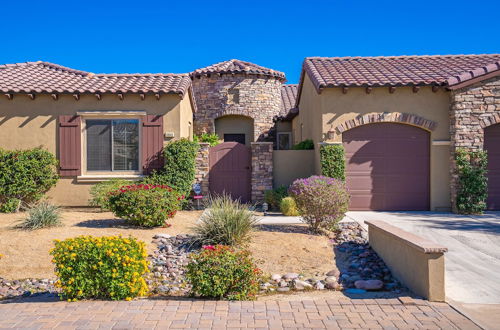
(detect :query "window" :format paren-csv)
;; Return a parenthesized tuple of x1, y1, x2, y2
(86, 119, 139, 171)
(224, 133, 246, 145)
(227, 89, 240, 104)
(277, 132, 292, 150)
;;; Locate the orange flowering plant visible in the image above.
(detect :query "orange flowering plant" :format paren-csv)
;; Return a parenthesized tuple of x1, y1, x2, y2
(108, 184, 183, 227)
(50, 235, 149, 301)
(186, 245, 262, 300)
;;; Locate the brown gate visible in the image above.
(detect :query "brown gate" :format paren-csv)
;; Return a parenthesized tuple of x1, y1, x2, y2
(484, 124, 500, 210)
(209, 142, 251, 202)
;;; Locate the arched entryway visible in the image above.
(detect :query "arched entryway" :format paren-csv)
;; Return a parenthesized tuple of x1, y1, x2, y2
(215, 115, 254, 146)
(209, 142, 251, 202)
(484, 124, 500, 210)
(342, 123, 430, 211)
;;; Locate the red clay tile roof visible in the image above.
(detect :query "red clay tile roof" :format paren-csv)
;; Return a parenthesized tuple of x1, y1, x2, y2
(0, 61, 192, 97)
(447, 61, 500, 88)
(302, 54, 500, 91)
(191, 59, 286, 81)
(277, 84, 299, 120)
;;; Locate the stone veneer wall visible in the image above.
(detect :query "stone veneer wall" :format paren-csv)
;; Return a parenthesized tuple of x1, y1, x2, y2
(251, 142, 273, 202)
(449, 76, 500, 210)
(194, 143, 210, 196)
(191, 74, 282, 142)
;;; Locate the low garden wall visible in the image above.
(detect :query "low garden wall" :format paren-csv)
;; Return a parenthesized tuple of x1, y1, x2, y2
(365, 220, 448, 301)
(273, 150, 315, 187)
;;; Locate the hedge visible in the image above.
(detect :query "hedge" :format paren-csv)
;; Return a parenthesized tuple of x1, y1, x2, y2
(0, 148, 59, 212)
(455, 148, 488, 214)
(320, 144, 346, 181)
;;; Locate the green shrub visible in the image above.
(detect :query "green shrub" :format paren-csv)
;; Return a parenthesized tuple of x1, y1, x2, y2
(0, 198, 21, 213)
(455, 148, 488, 214)
(108, 184, 182, 227)
(142, 139, 199, 198)
(320, 144, 346, 180)
(89, 179, 131, 210)
(0, 148, 59, 212)
(280, 197, 299, 216)
(19, 200, 61, 230)
(191, 194, 258, 246)
(289, 175, 350, 231)
(292, 139, 314, 150)
(264, 186, 288, 210)
(193, 133, 220, 147)
(51, 235, 149, 301)
(186, 245, 261, 300)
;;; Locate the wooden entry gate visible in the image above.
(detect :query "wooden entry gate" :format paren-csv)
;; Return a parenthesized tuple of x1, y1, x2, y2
(209, 142, 251, 202)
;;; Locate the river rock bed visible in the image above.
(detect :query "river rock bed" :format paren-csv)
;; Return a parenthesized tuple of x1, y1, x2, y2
(0, 278, 57, 300)
(334, 221, 404, 292)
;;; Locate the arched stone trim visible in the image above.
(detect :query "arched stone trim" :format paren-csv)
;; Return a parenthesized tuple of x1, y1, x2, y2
(333, 112, 437, 135)
(213, 109, 254, 120)
(479, 113, 500, 128)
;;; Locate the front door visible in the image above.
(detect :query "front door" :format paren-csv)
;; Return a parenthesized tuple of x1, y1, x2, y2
(209, 142, 251, 202)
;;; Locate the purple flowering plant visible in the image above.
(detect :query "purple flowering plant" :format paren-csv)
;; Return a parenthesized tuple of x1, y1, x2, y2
(289, 175, 350, 231)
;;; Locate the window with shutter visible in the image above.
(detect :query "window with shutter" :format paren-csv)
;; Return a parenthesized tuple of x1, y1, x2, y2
(58, 115, 82, 177)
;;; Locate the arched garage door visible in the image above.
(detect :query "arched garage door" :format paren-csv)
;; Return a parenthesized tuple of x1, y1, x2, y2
(484, 124, 500, 210)
(342, 123, 430, 211)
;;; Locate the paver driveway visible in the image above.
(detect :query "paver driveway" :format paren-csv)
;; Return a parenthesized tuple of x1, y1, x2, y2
(0, 295, 478, 329)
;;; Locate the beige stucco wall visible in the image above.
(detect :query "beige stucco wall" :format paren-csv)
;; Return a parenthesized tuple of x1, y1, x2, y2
(273, 150, 315, 187)
(214, 115, 254, 145)
(0, 93, 192, 206)
(293, 73, 452, 210)
(367, 220, 446, 302)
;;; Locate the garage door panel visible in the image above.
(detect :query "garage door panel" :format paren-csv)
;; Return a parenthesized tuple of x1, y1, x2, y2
(484, 124, 500, 210)
(343, 123, 430, 211)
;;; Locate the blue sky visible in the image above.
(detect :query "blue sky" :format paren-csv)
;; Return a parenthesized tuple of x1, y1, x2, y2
(1, 0, 499, 83)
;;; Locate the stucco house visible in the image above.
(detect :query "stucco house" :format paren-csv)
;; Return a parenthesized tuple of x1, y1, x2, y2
(1, 55, 499, 211)
(291, 55, 500, 211)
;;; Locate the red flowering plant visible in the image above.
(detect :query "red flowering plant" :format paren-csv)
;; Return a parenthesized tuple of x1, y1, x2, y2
(108, 184, 183, 227)
(186, 245, 262, 300)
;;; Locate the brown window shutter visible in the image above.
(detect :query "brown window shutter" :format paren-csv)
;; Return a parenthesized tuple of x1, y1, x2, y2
(58, 115, 82, 177)
(142, 115, 164, 175)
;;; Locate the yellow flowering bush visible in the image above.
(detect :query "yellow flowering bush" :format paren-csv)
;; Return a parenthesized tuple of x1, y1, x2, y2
(50, 236, 149, 301)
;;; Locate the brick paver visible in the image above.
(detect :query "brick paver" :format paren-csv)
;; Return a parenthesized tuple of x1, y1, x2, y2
(0, 296, 479, 329)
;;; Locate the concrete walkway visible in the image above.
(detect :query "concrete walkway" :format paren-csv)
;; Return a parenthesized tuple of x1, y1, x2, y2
(346, 211, 500, 329)
(0, 296, 478, 329)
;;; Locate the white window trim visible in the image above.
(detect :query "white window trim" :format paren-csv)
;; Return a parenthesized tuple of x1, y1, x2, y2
(277, 132, 292, 150)
(80, 114, 143, 178)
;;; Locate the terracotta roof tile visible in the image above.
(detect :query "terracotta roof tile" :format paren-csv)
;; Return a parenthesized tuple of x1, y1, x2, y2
(191, 59, 286, 81)
(0, 61, 191, 97)
(303, 54, 500, 91)
(277, 84, 298, 120)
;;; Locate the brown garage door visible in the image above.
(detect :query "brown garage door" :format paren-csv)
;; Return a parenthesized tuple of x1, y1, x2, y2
(343, 123, 430, 211)
(484, 124, 500, 210)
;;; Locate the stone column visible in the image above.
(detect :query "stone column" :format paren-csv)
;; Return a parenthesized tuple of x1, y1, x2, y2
(251, 142, 273, 203)
(194, 143, 210, 196)
(449, 77, 500, 212)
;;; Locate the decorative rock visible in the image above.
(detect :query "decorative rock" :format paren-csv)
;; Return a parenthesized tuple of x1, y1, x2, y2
(326, 270, 340, 277)
(277, 287, 290, 292)
(271, 274, 282, 282)
(325, 276, 337, 284)
(283, 273, 299, 280)
(293, 280, 312, 290)
(154, 234, 172, 239)
(314, 281, 325, 290)
(355, 280, 384, 290)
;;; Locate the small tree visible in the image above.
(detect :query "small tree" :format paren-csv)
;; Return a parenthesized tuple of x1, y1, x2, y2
(455, 148, 488, 214)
